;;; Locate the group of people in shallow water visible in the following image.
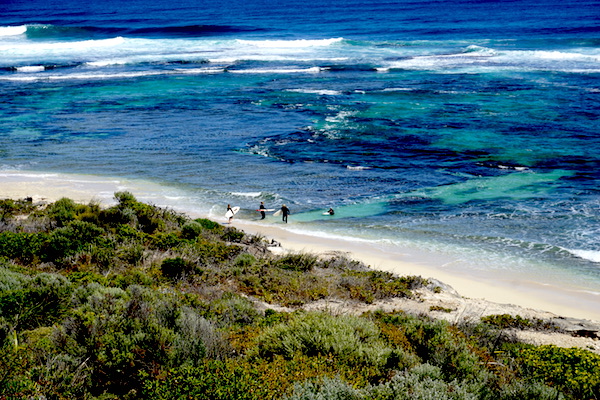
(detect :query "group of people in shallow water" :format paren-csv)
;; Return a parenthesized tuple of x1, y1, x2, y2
(228, 202, 334, 224)
(258, 201, 290, 223)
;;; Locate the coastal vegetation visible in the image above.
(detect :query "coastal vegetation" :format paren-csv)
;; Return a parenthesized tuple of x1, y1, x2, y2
(0, 194, 599, 400)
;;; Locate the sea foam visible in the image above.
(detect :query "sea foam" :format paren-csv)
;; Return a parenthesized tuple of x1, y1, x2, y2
(236, 38, 343, 48)
(0, 25, 27, 36)
(567, 249, 600, 263)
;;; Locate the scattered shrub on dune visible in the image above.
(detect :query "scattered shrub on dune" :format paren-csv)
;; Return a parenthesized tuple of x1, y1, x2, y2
(0, 198, 38, 223)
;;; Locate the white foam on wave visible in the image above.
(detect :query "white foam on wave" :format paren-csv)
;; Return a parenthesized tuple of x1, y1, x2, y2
(0, 25, 27, 36)
(567, 249, 600, 263)
(16, 66, 45, 72)
(286, 89, 341, 95)
(346, 165, 371, 171)
(381, 50, 495, 72)
(533, 50, 600, 61)
(229, 67, 321, 74)
(0, 67, 226, 82)
(231, 192, 263, 198)
(382, 87, 413, 92)
(8, 36, 126, 51)
(236, 38, 343, 48)
(86, 59, 130, 67)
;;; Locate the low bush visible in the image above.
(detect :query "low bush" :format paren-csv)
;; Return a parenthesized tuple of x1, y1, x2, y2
(194, 218, 222, 231)
(253, 311, 392, 367)
(0, 272, 73, 331)
(160, 257, 195, 280)
(481, 314, 558, 331)
(275, 253, 318, 272)
(42, 220, 107, 265)
(0, 232, 45, 264)
(181, 221, 203, 239)
(512, 344, 600, 399)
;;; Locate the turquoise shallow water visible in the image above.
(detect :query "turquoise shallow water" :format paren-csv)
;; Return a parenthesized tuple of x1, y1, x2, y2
(0, 0, 599, 296)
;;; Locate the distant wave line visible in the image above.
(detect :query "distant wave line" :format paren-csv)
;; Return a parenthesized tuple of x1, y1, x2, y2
(236, 37, 344, 48)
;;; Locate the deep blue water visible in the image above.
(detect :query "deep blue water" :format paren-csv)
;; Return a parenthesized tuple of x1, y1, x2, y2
(1, 0, 599, 295)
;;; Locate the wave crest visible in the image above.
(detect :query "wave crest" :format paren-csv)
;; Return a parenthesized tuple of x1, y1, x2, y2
(236, 37, 344, 48)
(0, 25, 27, 36)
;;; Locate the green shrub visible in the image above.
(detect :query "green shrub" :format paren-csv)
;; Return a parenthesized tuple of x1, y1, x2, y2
(275, 253, 318, 272)
(234, 253, 257, 268)
(221, 227, 245, 243)
(161, 257, 194, 280)
(99, 206, 136, 226)
(496, 379, 564, 400)
(207, 294, 261, 328)
(109, 269, 155, 289)
(194, 218, 222, 231)
(375, 312, 484, 382)
(182, 221, 203, 239)
(47, 197, 78, 227)
(254, 312, 392, 367)
(0, 342, 40, 399)
(42, 220, 106, 263)
(0, 267, 30, 292)
(514, 344, 600, 399)
(150, 232, 182, 250)
(368, 363, 485, 400)
(57, 284, 215, 396)
(114, 191, 138, 207)
(116, 240, 145, 266)
(141, 360, 272, 400)
(67, 271, 107, 285)
(0, 272, 73, 331)
(115, 223, 148, 242)
(0, 232, 45, 264)
(284, 376, 362, 400)
(430, 305, 454, 313)
(0, 198, 35, 222)
(481, 314, 558, 331)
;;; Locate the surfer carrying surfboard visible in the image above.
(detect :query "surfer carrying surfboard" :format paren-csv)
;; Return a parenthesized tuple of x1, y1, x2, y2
(281, 204, 290, 223)
(259, 202, 266, 219)
(226, 204, 234, 223)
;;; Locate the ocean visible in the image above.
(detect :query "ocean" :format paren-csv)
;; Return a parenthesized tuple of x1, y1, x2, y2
(1, 0, 599, 302)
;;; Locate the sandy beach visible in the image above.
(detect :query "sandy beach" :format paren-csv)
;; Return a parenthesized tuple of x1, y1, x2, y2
(1, 174, 599, 324)
(235, 219, 600, 322)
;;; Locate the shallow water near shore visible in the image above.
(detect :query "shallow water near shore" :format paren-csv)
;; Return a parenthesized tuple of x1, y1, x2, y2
(1, 0, 599, 316)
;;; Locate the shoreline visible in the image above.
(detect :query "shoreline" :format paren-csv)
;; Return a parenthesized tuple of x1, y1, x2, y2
(1, 173, 599, 323)
(234, 219, 600, 322)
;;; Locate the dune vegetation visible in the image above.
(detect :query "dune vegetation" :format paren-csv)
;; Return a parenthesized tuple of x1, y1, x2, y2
(0, 193, 599, 400)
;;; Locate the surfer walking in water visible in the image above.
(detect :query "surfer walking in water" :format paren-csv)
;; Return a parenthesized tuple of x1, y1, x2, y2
(281, 204, 290, 223)
(259, 201, 266, 220)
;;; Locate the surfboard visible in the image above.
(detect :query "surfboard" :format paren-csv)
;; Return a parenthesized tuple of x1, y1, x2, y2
(225, 206, 240, 219)
(256, 208, 275, 212)
(273, 209, 282, 216)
